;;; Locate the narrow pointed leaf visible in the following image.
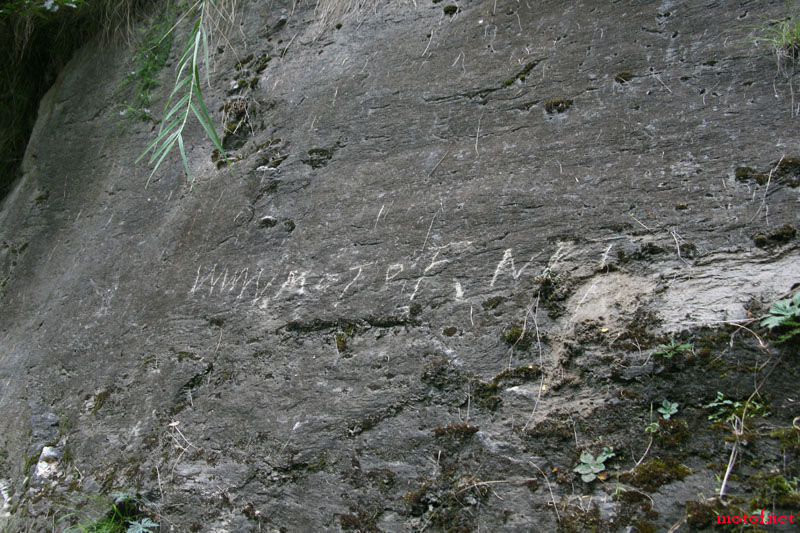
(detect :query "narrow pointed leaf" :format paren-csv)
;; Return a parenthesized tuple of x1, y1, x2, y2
(163, 93, 191, 124)
(190, 85, 221, 145)
(145, 115, 183, 153)
(201, 24, 210, 86)
(190, 102, 224, 154)
(145, 135, 179, 187)
(168, 75, 192, 99)
(177, 135, 191, 180)
(147, 130, 180, 165)
(137, 117, 181, 163)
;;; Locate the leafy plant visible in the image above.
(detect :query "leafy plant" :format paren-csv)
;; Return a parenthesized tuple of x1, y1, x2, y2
(761, 292, 800, 343)
(657, 399, 679, 419)
(116, 7, 176, 121)
(574, 447, 615, 483)
(126, 518, 159, 533)
(653, 340, 692, 359)
(750, 3, 800, 61)
(705, 392, 771, 423)
(137, 0, 226, 186)
(60, 491, 158, 532)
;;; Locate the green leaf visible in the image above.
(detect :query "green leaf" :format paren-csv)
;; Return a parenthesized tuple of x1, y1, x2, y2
(145, 134, 179, 186)
(127, 517, 158, 533)
(770, 299, 794, 318)
(190, 100, 224, 154)
(177, 135, 191, 180)
(761, 315, 785, 329)
(137, 116, 182, 163)
(201, 23, 210, 86)
(163, 93, 191, 124)
(574, 463, 595, 475)
(597, 447, 615, 463)
(168, 74, 193, 100)
(146, 128, 181, 164)
(138, 0, 228, 184)
(581, 473, 597, 483)
(579, 451, 594, 464)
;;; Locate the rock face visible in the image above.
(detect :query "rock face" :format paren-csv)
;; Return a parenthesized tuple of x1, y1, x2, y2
(1, 0, 799, 531)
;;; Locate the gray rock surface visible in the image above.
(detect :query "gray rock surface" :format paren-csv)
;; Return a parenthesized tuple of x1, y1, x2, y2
(1, 0, 799, 531)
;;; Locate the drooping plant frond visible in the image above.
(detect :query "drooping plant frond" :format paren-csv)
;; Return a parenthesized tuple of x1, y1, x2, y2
(137, 0, 225, 186)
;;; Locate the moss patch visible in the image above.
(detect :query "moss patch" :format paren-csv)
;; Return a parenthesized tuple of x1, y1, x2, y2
(752, 224, 797, 248)
(749, 472, 800, 509)
(481, 296, 504, 310)
(504, 326, 534, 350)
(625, 458, 690, 491)
(614, 71, 635, 83)
(404, 470, 488, 531)
(544, 97, 573, 114)
(443, 5, 458, 16)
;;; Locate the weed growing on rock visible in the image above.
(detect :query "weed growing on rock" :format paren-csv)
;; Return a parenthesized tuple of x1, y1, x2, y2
(705, 392, 771, 423)
(115, 7, 175, 121)
(657, 400, 678, 419)
(59, 491, 158, 533)
(751, 3, 800, 62)
(761, 291, 800, 343)
(653, 340, 692, 359)
(574, 447, 615, 483)
(750, 2, 800, 115)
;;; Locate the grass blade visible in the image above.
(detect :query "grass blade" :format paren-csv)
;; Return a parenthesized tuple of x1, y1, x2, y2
(145, 135, 179, 187)
(147, 130, 181, 165)
(163, 93, 191, 124)
(177, 134, 191, 180)
(190, 99, 223, 153)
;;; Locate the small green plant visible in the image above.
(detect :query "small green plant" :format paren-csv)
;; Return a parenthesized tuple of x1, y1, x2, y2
(653, 340, 692, 358)
(574, 447, 615, 483)
(751, 3, 800, 61)
(705, 392, 771, 423)
(116, 7, 175, 121)
(645, 421, 660, 434)
(60, 491, 158, 532)
(761, 292, 800, 343)
(657, 399, 679, 419)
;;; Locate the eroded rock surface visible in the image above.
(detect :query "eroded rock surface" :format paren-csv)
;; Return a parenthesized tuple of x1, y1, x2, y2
(1, 0, 799, 531)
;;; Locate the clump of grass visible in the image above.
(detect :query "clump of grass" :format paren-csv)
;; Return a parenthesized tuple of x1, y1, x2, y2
(751, 4, 800, 62)
(116, 6, 176, 121)
(750, 3, 800, 115)
(59, 491, 158, 533)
